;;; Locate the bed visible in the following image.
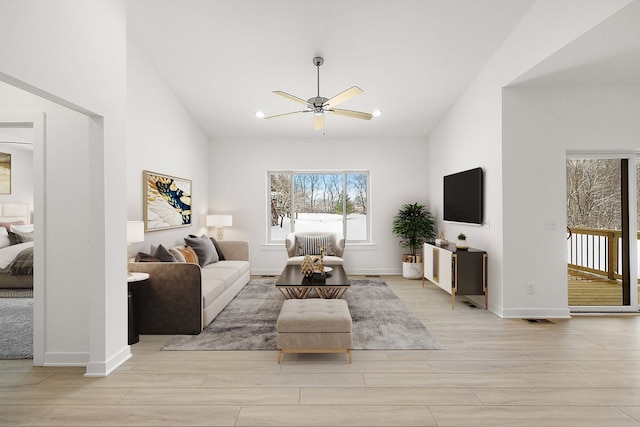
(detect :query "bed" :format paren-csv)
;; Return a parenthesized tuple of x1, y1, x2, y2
(0, 203, 33, 289)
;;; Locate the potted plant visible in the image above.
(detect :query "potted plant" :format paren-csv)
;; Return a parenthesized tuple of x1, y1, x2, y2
(392, 203, 436, 279)
(456, 233, 468, 249)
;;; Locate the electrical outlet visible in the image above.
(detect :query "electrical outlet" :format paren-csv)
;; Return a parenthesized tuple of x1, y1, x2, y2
(527, 282, 535, 294)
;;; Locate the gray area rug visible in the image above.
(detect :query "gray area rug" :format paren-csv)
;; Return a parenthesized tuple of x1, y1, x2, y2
(162, 279, 441, 351)
(0, 298, 33, 359)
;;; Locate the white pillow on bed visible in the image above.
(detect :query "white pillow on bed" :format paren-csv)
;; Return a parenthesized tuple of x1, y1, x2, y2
(10, 224, 33, 233)
(0, 227, 10, 249)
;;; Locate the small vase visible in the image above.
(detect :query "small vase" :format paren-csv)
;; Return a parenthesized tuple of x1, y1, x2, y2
(456, 239, 468, 250)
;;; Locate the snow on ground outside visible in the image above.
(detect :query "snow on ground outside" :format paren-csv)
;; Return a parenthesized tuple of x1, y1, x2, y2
(271, 213, 367, 240)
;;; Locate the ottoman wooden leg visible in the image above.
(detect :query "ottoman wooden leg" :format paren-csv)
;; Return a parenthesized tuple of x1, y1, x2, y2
(277, 349, 282, 364)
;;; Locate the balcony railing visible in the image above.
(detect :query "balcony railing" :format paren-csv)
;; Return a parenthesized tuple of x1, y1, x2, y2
(567, 226, 640, 282)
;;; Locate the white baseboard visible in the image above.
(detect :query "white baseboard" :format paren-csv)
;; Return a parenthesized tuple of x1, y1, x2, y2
(501, 307, 571, 319)
(42, 346, 132, 377)
(85, 346, 132, 377)
(43, 351, 89, 367)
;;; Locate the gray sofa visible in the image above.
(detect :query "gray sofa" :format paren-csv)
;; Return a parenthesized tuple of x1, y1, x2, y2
(129, 240, 250, 335)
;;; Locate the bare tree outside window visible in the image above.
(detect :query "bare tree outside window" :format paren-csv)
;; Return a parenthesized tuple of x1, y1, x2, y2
(269, 171, 369, 242)
(566, 159, 621, 230)
(270, 173, 292, 230)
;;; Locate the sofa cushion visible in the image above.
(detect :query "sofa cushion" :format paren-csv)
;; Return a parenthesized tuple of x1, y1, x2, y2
(201, 264, 240, 289)
(202, 279, 226, 308)
(185, 234, 219, 266)
(216, 260, 250, 276)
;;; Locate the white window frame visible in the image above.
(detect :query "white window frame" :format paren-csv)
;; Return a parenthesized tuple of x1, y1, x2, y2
(267, 170, 371, 244)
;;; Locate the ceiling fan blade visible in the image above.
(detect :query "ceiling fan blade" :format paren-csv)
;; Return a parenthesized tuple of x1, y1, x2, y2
(264, 110, 307, 120)
(328, 108, 373, 120)
(314, 114, 324, 130)
(325, 86, 363, 107)
(273, 91, 310, 106)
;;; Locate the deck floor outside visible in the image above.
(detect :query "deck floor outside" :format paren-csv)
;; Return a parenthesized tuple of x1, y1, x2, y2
(568, 268, 640, 307)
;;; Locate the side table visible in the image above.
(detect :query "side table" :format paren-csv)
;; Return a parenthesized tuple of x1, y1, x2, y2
(127, 272, 149, 345)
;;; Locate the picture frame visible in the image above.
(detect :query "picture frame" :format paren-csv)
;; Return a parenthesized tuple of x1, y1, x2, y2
(0, 152, 11, 195)
(143, 170, 192, 232)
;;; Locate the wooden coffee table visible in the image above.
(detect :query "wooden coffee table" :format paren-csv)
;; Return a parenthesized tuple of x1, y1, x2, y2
(276, 264, 351, 299)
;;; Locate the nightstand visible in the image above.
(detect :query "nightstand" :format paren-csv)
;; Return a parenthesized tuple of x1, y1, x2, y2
(127, 272, 149, 345)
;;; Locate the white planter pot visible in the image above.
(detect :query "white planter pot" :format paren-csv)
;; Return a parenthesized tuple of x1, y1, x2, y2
(456, 239, 468, 249)
(402, 261, 423, 280)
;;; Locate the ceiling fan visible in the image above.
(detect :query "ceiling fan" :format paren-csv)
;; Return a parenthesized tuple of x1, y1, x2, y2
(264, 57, 373, 130)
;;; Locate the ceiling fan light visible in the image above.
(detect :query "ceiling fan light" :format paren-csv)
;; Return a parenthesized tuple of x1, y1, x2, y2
(255, 111, 265, 118)
(372, 110, 382, 117)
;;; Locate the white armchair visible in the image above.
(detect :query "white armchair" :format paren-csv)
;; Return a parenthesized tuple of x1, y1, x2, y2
(285, 232, 345, 266)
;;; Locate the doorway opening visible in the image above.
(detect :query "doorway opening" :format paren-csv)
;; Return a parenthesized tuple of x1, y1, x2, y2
(0, 114, 44, 364)
(567, 156, 639, 311)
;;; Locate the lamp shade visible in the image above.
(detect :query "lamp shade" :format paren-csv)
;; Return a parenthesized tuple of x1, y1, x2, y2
(126, 221, 145, 243)
(207, 215, 233, 227)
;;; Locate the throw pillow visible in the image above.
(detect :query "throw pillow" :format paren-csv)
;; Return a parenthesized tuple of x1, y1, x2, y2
(168, 246, 187, 263)
(186, 235, 225, 261)
(210, 237, 226, 261)
(178, 246, 199, 264)
(295, 234, 335, 256)
(8, 230, 33, 245)
(184, 234, 219, 267)
(135, 252, 161, 262)
(0, 220, 24, 232)
(152, 244, 177, 262)
(10, 224, 34, 233)
(0, 227, 11, 249)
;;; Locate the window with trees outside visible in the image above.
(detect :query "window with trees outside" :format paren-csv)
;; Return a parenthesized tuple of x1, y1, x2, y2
(269, 171, 369, 243)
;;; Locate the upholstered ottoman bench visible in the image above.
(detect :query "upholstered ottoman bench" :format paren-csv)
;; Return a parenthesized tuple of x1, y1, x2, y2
(276, 299, 352, 363)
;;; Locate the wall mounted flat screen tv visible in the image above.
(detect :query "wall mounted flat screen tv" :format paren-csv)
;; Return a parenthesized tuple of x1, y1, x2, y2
(443, 167, 483, 224)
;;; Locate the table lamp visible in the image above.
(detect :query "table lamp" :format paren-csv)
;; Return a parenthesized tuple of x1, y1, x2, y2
(207, 214, 232, 240)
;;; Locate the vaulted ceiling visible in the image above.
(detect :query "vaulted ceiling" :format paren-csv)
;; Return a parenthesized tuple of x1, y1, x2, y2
(126, 0, 535, 139)
(126, 0, 640, 140)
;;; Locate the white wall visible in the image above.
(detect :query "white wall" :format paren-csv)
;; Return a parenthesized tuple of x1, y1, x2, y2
(0, 81, 97, 363)
(0, 0, 128, 375)
(0, 145, 33, 209)
(426, 0, 632, 317)
(209, 137, 429, 275)
(127, 41, 210, 254)
(503, 86, 640, 316)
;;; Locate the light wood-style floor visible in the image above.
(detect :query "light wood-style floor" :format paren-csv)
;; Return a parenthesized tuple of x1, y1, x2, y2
(1, 275, 640, 426)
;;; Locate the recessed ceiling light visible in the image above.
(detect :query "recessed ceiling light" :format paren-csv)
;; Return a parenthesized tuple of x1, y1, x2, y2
(255, 111, 265, 118)
(372, 110, 382, 117)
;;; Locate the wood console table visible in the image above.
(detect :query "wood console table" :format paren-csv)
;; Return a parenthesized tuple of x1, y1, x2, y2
(423, 242, 487, 309)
